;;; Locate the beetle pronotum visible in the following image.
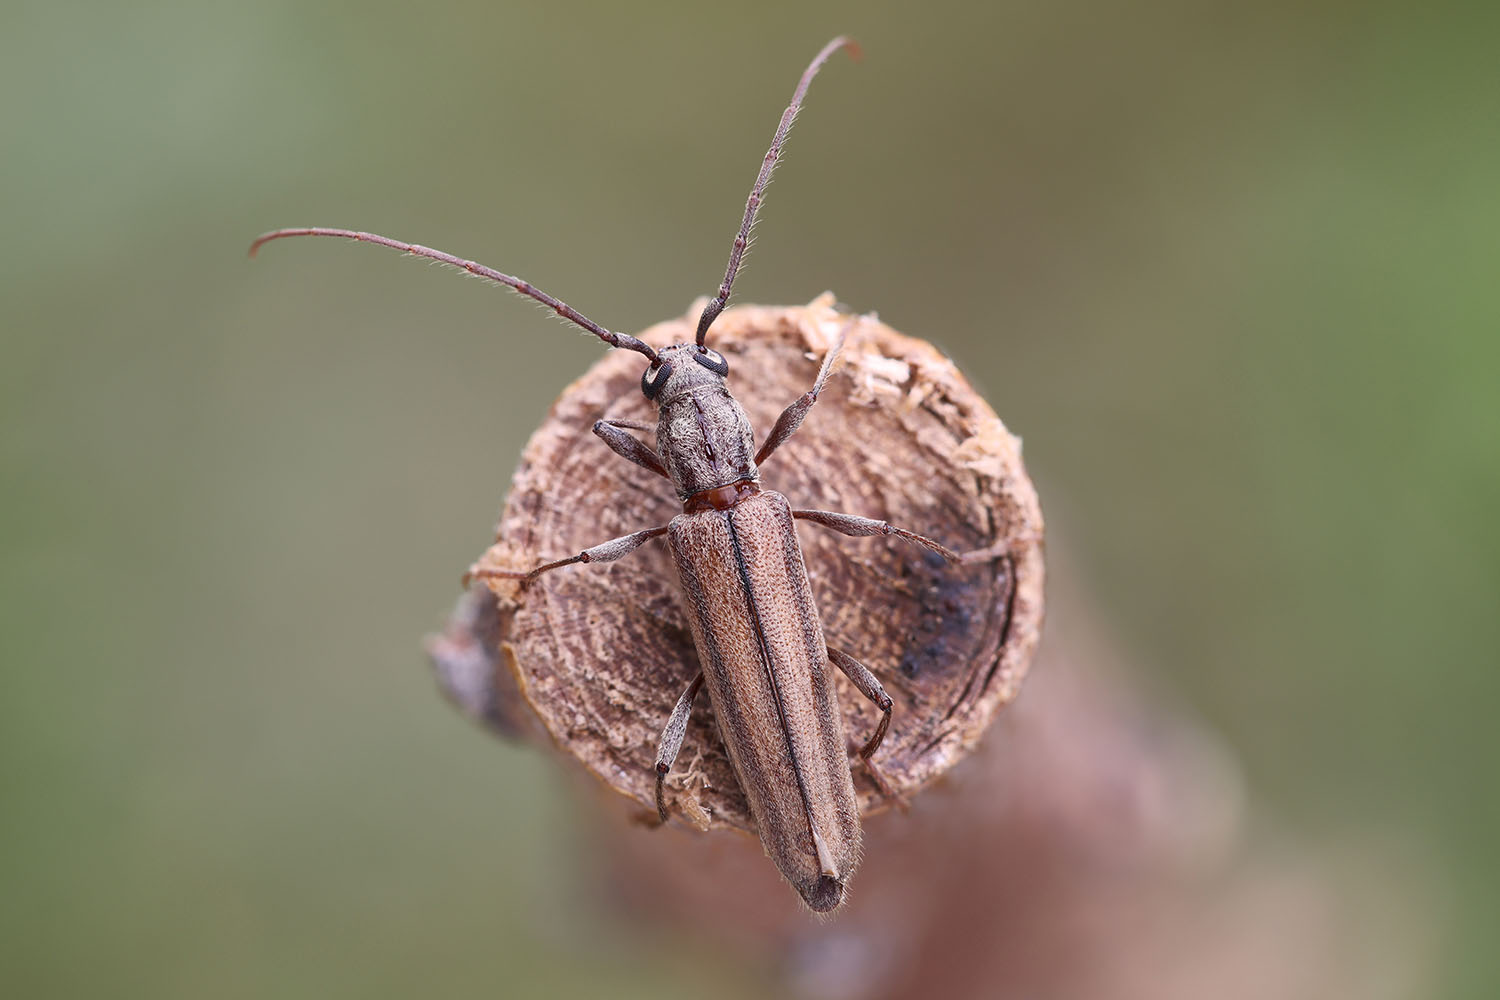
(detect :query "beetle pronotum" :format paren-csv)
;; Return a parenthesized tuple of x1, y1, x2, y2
(252, 36, 1003, 912)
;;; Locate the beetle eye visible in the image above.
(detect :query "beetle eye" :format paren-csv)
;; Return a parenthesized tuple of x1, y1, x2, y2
(641, 359, 673, 400)
(693, 347, 730, 377)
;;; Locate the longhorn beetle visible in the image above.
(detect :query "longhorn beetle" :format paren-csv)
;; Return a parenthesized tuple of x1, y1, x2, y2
(252, 36, 974, 913)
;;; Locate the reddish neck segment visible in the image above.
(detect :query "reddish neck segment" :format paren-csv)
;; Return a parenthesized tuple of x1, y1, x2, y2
(682, 479, 761, 513)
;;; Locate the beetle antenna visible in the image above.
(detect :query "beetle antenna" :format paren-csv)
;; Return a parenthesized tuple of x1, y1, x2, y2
(249, 227, 659, 362)
(695, 36, 861, 348)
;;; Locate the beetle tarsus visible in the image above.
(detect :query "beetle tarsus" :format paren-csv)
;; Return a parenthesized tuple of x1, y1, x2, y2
(652, 673, 704, 826)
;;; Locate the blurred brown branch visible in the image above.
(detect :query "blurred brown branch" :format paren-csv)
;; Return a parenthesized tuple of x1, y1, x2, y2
(434, 561, 1432, 999)
(427, 302, 1432, 999)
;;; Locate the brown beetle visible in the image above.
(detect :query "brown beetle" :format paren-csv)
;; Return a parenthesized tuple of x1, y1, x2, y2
(253, 37, 982, 912)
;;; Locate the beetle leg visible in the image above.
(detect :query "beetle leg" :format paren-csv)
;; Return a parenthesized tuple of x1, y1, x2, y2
(955, 530, 1044, 564)
(467, 524, 669, 585)
(861, 755, 907, 809)
(653, 673, 704, 823)
(593, 418, 669, 479)
(754, 320, 853, 465)
(791, 509, 959, 563)
(828, 646, 892, 760)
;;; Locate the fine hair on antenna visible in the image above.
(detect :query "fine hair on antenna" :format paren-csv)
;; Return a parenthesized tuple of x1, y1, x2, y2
(249, 36, 860, 363)
(693, 35, 860, 347)
(247, 227, 660, 363)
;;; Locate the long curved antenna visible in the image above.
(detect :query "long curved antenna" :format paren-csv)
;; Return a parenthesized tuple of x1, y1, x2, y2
(249, 227, 659, 362)
(695, 35, 861, 347)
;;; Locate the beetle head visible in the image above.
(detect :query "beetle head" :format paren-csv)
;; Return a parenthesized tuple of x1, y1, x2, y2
(640, 342, 731, 404)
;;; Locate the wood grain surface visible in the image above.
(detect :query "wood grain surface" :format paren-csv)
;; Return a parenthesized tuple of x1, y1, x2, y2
(446, 296, 1045, 831)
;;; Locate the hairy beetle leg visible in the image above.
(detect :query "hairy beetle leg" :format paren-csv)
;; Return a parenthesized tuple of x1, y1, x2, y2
(653, 673, 705, 824)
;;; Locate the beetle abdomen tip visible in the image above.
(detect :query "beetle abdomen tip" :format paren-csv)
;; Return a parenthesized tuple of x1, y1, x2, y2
(803, 875, 845, 913)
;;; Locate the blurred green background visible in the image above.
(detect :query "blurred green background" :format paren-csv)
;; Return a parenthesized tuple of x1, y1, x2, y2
(3, 0, 1495, 996)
